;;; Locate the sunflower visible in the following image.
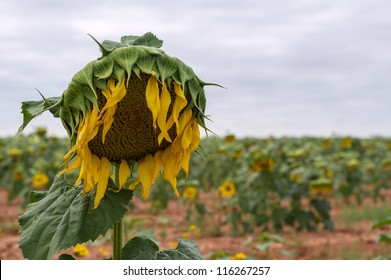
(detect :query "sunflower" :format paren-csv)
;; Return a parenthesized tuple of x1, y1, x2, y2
(218, 181, 236, 198)
(183, 186, 198, 200)
(73, 244, 90, 257)
(20, 32, 218, 208)
(230, 252, 247, 260)
(32, 172, 50, 188)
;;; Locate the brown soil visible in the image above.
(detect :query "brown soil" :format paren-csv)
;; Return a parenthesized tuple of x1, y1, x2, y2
(1, 189, 390, 260)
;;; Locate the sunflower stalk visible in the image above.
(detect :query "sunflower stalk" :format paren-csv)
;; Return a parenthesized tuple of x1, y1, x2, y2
(112, 165, 124, 260)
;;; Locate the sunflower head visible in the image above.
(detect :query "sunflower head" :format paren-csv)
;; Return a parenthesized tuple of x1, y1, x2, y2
(32, 172, 50, 188)
(218, 181, 236, 198)
(21, 32, 219, 208)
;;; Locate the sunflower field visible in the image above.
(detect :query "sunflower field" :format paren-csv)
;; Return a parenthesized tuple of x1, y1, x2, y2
(1, 33, 391, 260)
(1, 128, 391, 259)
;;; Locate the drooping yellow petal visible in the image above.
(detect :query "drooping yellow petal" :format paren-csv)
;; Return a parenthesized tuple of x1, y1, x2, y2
(138, 154, 156, 200)
(181, 122, 193, 150)
(119, 159, 131, 189)
(100, 78, 126, 142)
(101, 106, 116, 143)
(189, 119, 201, 152)
(153, 150, 163, 179)
(167, 82, 187, 130)
(179, 148, 191, 177)
(60, 154, 81, 175)
(145, 75, 160, 129)
(94, 157, 111, 209)
(101, 78, 126, 114)
(161, 147, 180, 197)
(157, 83, 172, 144)
(177, 109, 192, 135)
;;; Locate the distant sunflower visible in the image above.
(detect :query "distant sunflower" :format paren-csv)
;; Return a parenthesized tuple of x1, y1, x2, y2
(183, 186, 198, 200)
(32, 172, 49, 188)
(218, 181, 236, 198)
(20, 33, 218, 208)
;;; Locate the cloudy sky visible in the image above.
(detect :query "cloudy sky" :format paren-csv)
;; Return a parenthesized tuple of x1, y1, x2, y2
(1, 0, 390, 137)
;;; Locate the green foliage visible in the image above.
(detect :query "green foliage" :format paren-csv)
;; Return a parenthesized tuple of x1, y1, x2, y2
(19, 175, 132, 259)
(122, 237, 203, 260)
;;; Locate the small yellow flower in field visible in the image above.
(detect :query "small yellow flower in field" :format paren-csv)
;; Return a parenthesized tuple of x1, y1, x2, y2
(230, 252, 247, 260)
(219, 181, 236, 198)
(7, 148, 22, 159)
(13, 171, 24, 181)
(183, 186, 198, 200)
(341, 137, 352, 149)
(181, 232, 190, 239)
(169, 241, 178, 248)
(73, 244, 90, 257)
(32, 173, 49, 188)
(98, 247, 110, 256)
(188, 224, 197, 231)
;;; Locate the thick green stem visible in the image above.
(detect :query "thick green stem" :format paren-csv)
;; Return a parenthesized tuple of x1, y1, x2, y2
(112, 166, 124, 260)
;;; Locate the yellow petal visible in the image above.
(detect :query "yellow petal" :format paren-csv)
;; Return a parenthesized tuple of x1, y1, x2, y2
(157, 83, 172, 144)
(101, 106, 116, 143)
(101, 78, 126, 114)
(181, 122, 193, 150)
(145, 75, 160, 129)
(177, 109, 192, 135)
(189, 119, 200, 152)
(168, 83, 187, 130)
(138, 154, 156, 200)
(119, 159, 131, 189)
(153, 150, 163, 179)
(161, 147, 180, 196)
(179, 148, 191, 177)
(94, 157, 111, 209)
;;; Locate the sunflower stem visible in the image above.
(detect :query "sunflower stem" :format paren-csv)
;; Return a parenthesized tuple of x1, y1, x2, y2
(112, 166, 124, 260)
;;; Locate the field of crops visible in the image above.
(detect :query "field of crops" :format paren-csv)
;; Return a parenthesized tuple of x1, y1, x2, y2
(1, 128, 391, 259)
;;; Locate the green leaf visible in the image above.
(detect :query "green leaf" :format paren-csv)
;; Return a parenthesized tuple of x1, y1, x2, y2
(94, 56, 114, 80)
(372, 218, 391, 229)
(136, 52, 156, 75)
(121, 237, 203, 260)
(121, 237, 159, 260)
(69, 62, 98, 108)
(18, 95, 62, 133)
(311, 199, 331, 219)
(19, 175, 132, 259)
(57, 254, 76, 260)
(377, 234, 391, 244)
(111, 47, 139, 84)
(28, 191, 48, 203)
(156, 55, 178, 83)
(63, 82, 87, 115)
(131, 32, 163, 48)
(157, 238, 204, 260)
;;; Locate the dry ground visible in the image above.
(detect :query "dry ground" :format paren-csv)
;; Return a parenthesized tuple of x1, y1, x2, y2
(1, 189, 391, 260)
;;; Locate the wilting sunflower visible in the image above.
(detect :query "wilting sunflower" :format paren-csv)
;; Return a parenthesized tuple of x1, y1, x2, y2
(20, 32, 219, 208)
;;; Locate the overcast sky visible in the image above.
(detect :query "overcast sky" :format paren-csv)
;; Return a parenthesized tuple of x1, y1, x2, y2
(1, 0, 390, 137)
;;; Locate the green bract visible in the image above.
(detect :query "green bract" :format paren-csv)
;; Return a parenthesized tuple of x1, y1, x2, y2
(19, 32, 218, 144)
